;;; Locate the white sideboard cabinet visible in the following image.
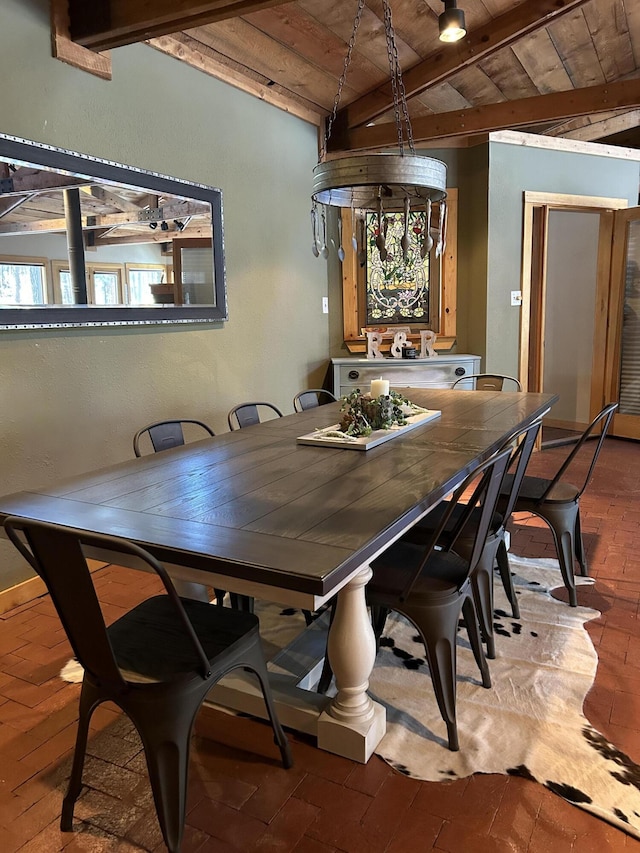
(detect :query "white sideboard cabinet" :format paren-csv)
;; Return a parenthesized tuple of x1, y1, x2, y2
(332, 354, 481, 398)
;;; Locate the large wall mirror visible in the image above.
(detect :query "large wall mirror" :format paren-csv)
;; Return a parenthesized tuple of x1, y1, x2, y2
(0, 134, 227, 328)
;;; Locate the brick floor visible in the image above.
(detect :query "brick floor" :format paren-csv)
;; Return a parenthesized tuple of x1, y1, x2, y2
(0, 437, 639, 851)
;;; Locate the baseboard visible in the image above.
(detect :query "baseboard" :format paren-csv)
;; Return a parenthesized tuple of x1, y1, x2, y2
(0, 559, 108, 616)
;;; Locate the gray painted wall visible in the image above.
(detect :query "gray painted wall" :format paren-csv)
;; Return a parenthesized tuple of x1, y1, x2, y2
(0, 0, 329, 588)
(485, 138, 639, 375)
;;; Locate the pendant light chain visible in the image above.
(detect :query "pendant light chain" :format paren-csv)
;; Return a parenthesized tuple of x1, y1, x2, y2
(320, 0, 367, 163)
(382, 0, 415, 155)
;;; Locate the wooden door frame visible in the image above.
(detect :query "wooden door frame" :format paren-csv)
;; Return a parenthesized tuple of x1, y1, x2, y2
(519, 192, 628, 427)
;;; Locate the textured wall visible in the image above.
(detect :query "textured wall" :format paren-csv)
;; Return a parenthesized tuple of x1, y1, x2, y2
(0, 0, 329, 588)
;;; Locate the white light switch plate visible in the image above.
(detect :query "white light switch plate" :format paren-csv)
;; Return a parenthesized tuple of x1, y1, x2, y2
(511, 291, 522, 307)
(322, 297, 329, 313)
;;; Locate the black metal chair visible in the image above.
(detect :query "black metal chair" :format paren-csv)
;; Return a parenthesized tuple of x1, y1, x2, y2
(133, 417, 236, 608)
(317, 448, 512, 749)
(4, 517, 292, 853)
(133, 419, 215, 457)
(366, 446, 512, 751)
(452, 373, 522, 391)
(227, 402, 283, 430)
(402, 420, 542, 657)
(293, 389, 337, 413)
(496, 402, 618, 607)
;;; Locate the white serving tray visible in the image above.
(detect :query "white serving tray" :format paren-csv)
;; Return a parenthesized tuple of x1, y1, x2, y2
(296, 409, 441, 451)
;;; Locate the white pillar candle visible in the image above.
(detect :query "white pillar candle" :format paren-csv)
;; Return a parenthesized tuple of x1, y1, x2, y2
(370, 378, 390, 398)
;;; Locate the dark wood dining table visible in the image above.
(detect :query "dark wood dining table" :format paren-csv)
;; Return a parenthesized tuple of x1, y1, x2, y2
(0, 387, 556, 762)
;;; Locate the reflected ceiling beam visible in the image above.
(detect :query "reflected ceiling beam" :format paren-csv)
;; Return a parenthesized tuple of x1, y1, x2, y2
(0, 200, 211, 234)
(343, 79, 640, 151)
(0, 194, 35, 220)
(335, 0, 592, 132)
(87, 186, 148, 212)
(0, 167, 90, 196)
(94, 225, 210, 246)
(68, 0, 294, 52)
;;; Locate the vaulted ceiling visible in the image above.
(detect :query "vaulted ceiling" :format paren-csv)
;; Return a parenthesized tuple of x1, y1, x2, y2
(58, 0, 640, 152)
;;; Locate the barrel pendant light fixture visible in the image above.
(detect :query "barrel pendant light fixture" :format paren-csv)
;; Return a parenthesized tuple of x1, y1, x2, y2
(311, 0, 458, 264)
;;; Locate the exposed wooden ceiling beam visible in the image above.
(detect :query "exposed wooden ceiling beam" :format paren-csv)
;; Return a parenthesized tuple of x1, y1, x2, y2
(342, 79, 640, 151)
(547, 109, 640, 142)
(94, 225, 210, 246)
(68, 0, 294, 52)
(336, 0, 592, 132)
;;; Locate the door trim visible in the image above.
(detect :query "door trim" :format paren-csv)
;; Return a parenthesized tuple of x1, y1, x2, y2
(520, 192, 628, 425)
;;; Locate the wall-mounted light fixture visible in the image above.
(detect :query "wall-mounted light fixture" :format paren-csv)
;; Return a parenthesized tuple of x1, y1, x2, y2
(439, 0, 466, 43)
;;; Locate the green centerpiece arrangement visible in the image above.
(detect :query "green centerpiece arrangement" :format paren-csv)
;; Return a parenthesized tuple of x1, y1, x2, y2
(297, 388, 441, 450)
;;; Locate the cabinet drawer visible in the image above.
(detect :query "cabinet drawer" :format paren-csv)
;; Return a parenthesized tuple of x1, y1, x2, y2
(337, 360, 478, 395)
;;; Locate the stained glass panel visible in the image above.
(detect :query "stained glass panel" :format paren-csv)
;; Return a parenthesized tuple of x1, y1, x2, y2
(365, 212, 430, 325)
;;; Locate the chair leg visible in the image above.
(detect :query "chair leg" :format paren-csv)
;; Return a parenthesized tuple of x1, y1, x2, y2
(461, 594, 491, 689)
(317, 600, 337, 695)
(244, 649, 293, 769)
(536, 505, 579, 607)
(575, 509, 588, 576)
(131, 698, 201, 853)
(469, 538, 500, 659)
(404, 599, 462, 752)
(496, 538, 520, 619)
(61, 680, 99, 831)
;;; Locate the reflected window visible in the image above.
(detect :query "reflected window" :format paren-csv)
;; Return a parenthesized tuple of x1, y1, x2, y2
(0, 259, 47, 305)
(55, 263, 124, 305)
(127, 265, 166, 305)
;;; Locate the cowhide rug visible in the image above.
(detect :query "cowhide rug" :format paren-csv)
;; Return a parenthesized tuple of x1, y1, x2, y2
(366, 555, 640, 840)
(60, 555, 640, 838)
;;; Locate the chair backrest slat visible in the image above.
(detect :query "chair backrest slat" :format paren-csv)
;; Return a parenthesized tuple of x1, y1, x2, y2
(293, 390, 337, 412)
(539, 402, 618, 502)
(227, 402, 284, 430)
(399, 446, 512, 601)
(133, 419, 214, 457)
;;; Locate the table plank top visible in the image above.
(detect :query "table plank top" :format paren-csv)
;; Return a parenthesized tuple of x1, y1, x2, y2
(0, 389, 556, 596)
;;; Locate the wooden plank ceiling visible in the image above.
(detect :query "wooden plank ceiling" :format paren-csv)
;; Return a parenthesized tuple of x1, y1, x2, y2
(64, 0, 640, 151)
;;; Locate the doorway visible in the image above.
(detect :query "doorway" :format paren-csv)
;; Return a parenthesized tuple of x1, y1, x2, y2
(520, 192, 628, 443)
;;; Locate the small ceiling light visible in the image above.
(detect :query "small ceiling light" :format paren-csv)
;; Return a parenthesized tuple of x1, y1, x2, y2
(160, 220, 169, 231)
(439, 0, 466, 43)
(148, 221, 157, 230)
(173, 219, 185, 231)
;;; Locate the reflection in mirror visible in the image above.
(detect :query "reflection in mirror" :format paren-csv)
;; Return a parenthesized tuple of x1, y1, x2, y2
(0, 134, 226, 328)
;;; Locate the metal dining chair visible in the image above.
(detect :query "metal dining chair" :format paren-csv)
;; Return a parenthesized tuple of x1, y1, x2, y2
(133, 418, 215, 457)
(3, 517, 292, 853)
(402, 419, 542, 657)
(496, 401, 618, 607)
(293, 389, 337, 412)
(365, 446, 513, 751)
(453, 373, 522, 391)
(227, 402, 284, 430)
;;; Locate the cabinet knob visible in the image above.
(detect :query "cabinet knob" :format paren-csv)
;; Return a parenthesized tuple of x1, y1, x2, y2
(455, 367, 466, 376)
(348, 370, 360, 380)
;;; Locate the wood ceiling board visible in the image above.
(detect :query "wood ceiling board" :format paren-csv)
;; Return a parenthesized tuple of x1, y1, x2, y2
(477, 48, 541, 101)
(188, 19, 355, 109)
(418, 82, 473, 113)
(510, 28, 574, 93)
(547, 8, 606, 88)
(245, 5, 388, 95)
(446, 65, 508, 108)
(583, 0, 635, 81)
(147, 34, 323, 125)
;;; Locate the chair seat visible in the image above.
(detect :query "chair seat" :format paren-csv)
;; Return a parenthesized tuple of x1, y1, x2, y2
(500, 473, 580, 506)
(370, 540, 469, 601)
(108, 596, 260, 682)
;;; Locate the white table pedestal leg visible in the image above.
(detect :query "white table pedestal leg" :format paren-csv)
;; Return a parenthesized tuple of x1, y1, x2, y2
(317, 566, 386, 762)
